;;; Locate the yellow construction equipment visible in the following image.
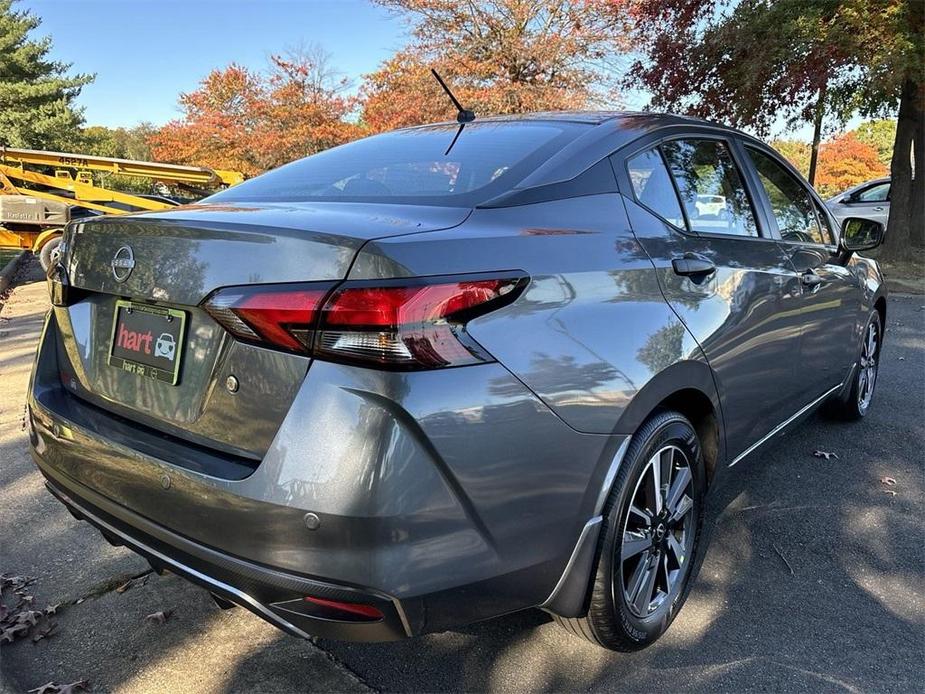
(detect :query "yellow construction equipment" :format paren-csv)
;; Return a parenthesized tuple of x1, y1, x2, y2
(0, 147, 244, 269)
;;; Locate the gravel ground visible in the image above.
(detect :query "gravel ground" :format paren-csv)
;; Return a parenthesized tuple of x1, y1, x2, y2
(1, 256, 922, 693)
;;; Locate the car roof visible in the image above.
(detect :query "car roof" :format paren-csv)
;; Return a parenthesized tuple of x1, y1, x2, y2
(401, 110, 741, 133)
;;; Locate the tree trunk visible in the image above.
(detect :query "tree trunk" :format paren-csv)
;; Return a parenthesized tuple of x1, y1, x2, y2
(807, 85, 826, 186)
(881, 77, 925, 261)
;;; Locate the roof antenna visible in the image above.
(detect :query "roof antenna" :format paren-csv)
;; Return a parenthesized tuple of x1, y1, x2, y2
(431, 69, 475, 123)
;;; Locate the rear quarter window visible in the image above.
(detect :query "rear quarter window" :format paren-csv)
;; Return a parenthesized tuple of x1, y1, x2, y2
(625, 148, 686, 229)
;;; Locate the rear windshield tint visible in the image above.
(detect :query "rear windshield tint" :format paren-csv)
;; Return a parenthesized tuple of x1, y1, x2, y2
(206, 122, 587, 207)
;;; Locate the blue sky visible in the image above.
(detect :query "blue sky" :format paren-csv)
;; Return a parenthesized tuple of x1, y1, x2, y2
(25, 0, 851, 140)
(26, 0, 409, 127)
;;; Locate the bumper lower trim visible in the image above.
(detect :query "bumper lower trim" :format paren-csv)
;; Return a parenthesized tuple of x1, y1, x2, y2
(45, 479, 312, 639)
(41, 471, 412, 641)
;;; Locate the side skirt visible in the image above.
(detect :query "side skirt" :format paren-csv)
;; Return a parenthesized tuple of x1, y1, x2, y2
(728, 383, 843, 468)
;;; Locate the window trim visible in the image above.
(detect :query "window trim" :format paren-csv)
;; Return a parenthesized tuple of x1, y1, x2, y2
(741, 143, 839, 250)
(811, 197, 837, 246)
(621, 132, 769, 242)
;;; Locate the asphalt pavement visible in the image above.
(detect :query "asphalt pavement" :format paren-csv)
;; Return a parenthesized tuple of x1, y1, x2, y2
(1, 257, 922, 693)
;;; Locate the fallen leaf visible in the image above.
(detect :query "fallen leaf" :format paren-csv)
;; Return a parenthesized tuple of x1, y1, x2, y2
(880, 476, 896, 486)
(884, 489, 897, 497)
(898, 356, 905, 361)
(115, 581, 132, 594)
(16, 610, 42, 626)
(57, 681, 90, 694)
(27, 682, 59, 694)
(144, 610, 172, 625)
(74, 598, 84, 605)
(1, 622, 30, 643)
(812, 450, 839, 460)
(44, 603, 61, 616)
(32, 621, 58, 644)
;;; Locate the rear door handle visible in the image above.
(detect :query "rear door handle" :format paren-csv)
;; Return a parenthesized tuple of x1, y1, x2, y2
(801, 271, 824, 286)
(873, 206, 885, 211)
(672, 254, 716, 277)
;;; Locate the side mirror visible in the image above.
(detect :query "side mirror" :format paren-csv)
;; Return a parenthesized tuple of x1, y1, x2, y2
(839, 196, 852, 204)
(840, 217, 884, 252)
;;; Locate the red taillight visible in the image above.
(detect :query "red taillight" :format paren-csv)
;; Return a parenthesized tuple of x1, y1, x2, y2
(321, 281, 509, 328)
(202, 274, 527, 368)
(316, 277, 527, 369)
(202, 283, 334, 352)
(303, 596, 384, 621)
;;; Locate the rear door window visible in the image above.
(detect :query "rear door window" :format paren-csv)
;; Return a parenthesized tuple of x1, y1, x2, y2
(660, 139, 759, 237)
(745, 147, 832, 245)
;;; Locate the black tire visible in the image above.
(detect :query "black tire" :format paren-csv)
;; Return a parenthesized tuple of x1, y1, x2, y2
(38, 236, 62, 272)
(555, 410, 706, 651)
(826, 310, 882, 421)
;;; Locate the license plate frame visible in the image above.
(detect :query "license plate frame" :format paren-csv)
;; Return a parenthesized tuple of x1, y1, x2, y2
(108, 300, 186, 385)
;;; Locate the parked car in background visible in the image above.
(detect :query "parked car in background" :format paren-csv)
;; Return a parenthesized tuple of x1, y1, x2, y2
(32, 112, 886, 652)
(826, 177, 891, 228)
(695, 193, 726, 217)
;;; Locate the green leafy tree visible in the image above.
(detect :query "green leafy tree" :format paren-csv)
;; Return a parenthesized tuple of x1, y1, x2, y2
(771, 139, 812, 178)
(81, 123, 157, 161)
(854, 119, 897, 167)
(0, 0, 93, 149)
(80, 123, 160, 193)
(623, 0, 924, 261)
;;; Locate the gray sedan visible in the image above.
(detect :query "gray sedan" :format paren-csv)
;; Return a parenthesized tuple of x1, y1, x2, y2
(32, 112, 887, 652)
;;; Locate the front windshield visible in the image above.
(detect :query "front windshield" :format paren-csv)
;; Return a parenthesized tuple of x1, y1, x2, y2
(206, 121, 587, 207)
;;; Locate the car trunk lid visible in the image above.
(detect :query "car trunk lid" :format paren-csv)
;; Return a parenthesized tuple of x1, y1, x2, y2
(55, 202, 469, 461)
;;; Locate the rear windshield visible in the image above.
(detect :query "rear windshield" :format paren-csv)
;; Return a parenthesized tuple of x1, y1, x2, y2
(206, 121, 587, 207)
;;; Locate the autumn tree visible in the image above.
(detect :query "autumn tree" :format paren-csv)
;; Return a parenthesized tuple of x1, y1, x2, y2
(815, 131, 889, 197)
(0, 0, 92, 149)
(150, 47, 359, 176)
(361, 0, 628, 132)
(255, 47, 362, 169)
(150, 64, 263, 175)
(623, 0, 924, 261)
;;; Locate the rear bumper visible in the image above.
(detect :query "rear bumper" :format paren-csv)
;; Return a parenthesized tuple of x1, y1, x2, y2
(38, 463, 412, 641)
(29, 309, 627, 638)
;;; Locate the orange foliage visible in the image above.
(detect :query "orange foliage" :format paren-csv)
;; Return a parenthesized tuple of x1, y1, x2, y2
(150, 51, 361, 177)
(815, 131, 888, 197)
(362, 0, 628, 132)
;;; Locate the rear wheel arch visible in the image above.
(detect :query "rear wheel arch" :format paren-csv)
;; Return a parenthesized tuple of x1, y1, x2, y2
(653, 389, 721, 488)
(615, 361, 725, 484)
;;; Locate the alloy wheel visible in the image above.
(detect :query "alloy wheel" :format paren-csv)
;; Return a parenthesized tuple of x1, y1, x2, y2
(618, 445, 695, 618)
(857, 320, 879, 412)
